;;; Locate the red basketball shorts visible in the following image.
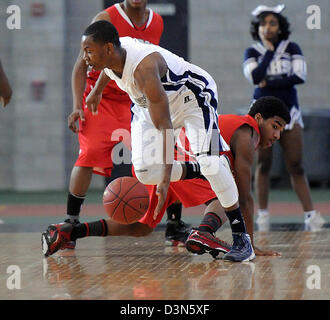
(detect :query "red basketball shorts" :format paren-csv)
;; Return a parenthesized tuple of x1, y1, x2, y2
(75, 90, 132, 177)
(138, 179, 217, 228)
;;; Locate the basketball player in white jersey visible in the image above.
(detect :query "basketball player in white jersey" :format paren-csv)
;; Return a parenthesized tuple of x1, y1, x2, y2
(42, 21, 254, 262)
(85, 21, 257, 262)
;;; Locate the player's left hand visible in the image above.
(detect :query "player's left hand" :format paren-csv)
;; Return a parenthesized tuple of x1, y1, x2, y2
(154, 180, 170, 220)
(254, 246, 281, 256)
(258, 80, 267, 88)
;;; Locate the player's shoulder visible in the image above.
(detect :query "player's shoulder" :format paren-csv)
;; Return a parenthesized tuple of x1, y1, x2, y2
(148, 8, 164, 31)
(150, 9, 163, 22)
(244, 45, 260, 60)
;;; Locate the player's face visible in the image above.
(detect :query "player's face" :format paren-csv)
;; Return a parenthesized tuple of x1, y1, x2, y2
(258, 14, 280, 41)
(81, 36, 109, 71)
(258, 115, 286, 149)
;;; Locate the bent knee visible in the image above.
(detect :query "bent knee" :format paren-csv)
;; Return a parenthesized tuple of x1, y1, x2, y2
(257, 160, 272, 174)
(287, 161, 305, 176)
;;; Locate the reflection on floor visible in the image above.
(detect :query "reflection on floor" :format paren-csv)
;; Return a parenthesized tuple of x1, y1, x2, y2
(0, 225, 329, 300)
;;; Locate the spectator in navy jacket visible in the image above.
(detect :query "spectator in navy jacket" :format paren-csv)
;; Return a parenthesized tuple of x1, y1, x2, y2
(243, 4, 324, 231)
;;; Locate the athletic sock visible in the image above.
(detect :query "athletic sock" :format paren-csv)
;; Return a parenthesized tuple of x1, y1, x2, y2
(225, 207, 247, 234)
(198, 212, 222, 235)
(66, 192, 85, 222)
(257, 209, 269, 217)
(304, 210, 316, 220)
(71, 219, 108, 241)
(167, 202, 183, 221)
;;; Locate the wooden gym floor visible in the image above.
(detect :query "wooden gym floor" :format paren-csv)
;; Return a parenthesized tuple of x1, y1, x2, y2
(0, 189, 329, 301)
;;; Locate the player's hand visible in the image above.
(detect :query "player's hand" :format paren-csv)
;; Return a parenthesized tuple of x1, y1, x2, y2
(86, 91, 102, 115)
(154, 180, 170, 220)
(68, 109, 85, 133)
(254, 246, 281, 257)
(259, 34, 275, 51)
(258, 80, 267, 88)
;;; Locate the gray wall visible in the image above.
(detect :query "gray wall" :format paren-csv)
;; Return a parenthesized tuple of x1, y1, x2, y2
(1, 0, 67, 191)
(0, 0, 329, 191)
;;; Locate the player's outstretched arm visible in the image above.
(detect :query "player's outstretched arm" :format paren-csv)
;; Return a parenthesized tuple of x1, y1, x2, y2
(69, 11, 111, 131)
(86, 70, 111, 115)
(233, 125, 280, 256)
(134, 52, 174, 219)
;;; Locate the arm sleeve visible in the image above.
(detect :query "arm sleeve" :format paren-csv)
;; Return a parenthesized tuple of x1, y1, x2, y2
(243, 47, 274, 85)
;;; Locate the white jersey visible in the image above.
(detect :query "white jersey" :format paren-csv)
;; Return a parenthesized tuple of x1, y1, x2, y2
(103, 37, 218, 110)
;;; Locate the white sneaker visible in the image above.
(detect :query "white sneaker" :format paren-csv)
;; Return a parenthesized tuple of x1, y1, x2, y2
(304, 212, 325, 231)
(256, 213, 270, 232)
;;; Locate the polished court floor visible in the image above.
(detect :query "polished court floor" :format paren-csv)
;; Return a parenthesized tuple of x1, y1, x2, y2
(0, 189, 329, 301)
(0, 225, 329, 300)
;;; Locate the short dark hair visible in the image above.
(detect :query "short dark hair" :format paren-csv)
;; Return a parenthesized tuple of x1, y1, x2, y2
(83, 20, 121, 46)
(248, 96, 291, 124)
(250, 12, 291, 41)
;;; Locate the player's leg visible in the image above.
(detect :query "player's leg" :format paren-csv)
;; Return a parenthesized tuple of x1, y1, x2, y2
(255, 146, 273, 230)
(165, 201, 190, 247)
(185, 198, 231, 258)
(41, 219, 153, 257)
(130, 109, 184, 185)
(280, 123, 324, 228)
(280, 124, 313, 210)
(182, 90, 254, 261)
(66, 166, 93, 223)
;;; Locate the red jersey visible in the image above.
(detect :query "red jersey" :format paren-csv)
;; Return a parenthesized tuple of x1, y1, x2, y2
(138, 114, 261, 228)
(86, 4, 164, 99)
(218, 114, 260, 170)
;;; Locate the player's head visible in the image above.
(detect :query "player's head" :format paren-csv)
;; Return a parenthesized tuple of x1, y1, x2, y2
(248, 96, 291, 148)
(81, 20, 121, 71)
(250, 12, 290, 42)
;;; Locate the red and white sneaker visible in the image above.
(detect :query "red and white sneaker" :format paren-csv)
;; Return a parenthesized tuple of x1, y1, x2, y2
(60, 219, 78, 250)
(41, 223, 73, 257)
(185, 229, 231, 259)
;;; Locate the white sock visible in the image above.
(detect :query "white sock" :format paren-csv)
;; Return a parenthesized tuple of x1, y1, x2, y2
(304, 210, 316, 220)
(257, 209, 269, 217)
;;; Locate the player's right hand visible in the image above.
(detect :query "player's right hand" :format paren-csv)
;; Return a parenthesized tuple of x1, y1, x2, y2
(68, 109, 85, 133)
(86, 91, 102, 115)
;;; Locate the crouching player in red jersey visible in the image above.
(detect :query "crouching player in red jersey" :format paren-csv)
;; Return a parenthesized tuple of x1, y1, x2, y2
(42, 96, 290, 259)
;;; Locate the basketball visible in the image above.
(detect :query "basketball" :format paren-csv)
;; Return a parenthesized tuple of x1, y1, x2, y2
(103, 176, 149, 224)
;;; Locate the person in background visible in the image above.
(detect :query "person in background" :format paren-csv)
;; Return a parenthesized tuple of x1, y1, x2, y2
(243, 4, 325, 231)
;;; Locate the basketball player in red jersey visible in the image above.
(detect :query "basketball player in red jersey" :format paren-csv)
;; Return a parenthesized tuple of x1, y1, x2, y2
(42, 97, 290, 258)
(64, 0, 163, 249)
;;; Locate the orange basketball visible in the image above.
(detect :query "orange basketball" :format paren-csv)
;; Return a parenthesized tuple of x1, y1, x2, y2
(103, 177, 149, 224)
